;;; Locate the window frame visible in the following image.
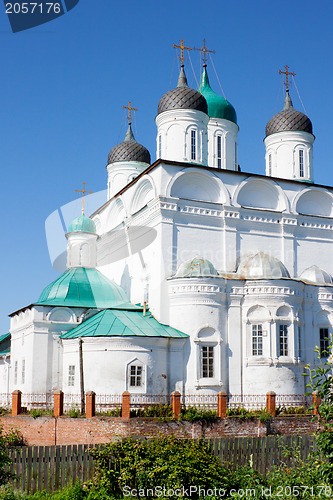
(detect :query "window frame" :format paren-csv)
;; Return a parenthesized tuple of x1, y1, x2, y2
(201, 345, 214, 378)
(217, 135, 222, 168)
(129, 365, 143, 387)
(191, 129, 196, 161)
(68, 365, 75, 387)
(252, 324, 263, 356)
(279, 324, 289, 356)
(319, 327, 330, 358)
(299, 149, 304, 178)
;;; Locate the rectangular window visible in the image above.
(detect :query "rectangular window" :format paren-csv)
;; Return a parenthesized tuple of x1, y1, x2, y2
(235, 142, 237, 169)
(279, 325, 288, 356)
(191, 130, 196, 161)
(320, 328, 330, 358)
(68, 365, 75, 387)
(129, 365, 142, 387)
(21, 360, 25, 384)
(14, 361, 18, 386)
(268, 154, 272, 176)
(201, 346, 214, 378)
(299, 150, 304, 177)
(217, 136, 222, 168)
(298, 326, 302, 358)
(252, 324, 263, 356)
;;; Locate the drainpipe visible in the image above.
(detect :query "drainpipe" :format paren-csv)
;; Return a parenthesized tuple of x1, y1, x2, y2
(79, 338, 85, 414)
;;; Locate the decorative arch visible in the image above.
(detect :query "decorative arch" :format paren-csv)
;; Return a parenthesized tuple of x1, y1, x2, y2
(233, 177, 289, 212)
(247, 305, 271, 323)
(106, 198, 127, 230)
(166, 168, 230, 204)
(93, 216, 102, 235)
(275, 305, 292, 319)
(195, 326, 217, 340)
(315, 310, 331, 326)
(130, 177, 155, 215)
(48, 307, 76, 323)
(293, 188, 333, 217)
(79, 243, 89, 265)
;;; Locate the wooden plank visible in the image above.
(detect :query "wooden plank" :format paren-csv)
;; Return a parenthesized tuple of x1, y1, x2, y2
(26, 446, 32, 493)
(32, 447, 38, 494)
(55, 446, 61, 491)
(88, 445, 95, 480)
(82, 445, 88, 483)
(38, 446, 44, 492)
(72, 444, 77, 485)
(77, 444, 83, 483)
(21, 447, 26, 492)
(49, 446, 55, 493)
(14, 448, 21, 489)
(61, 445, 66, 489)
(44, 445, 49, 491)
(66, 445, 72, 485)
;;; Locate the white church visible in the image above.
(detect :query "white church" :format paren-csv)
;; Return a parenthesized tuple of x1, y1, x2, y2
(3, 48, 333, 402)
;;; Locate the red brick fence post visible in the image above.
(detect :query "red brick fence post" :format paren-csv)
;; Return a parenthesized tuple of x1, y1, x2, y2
(217, 391, 228, 418)
(171, 391, 181, 419)
(122, 391, 130, 419)
(12, 390, 22, 416)
(53, 390, 64, 418)
(86, 391, 96, 418)
(312, 391, 321, 415)
(266, 391, 276, 416)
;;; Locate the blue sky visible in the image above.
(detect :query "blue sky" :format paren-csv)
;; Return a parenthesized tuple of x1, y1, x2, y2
(1, 0, 333, 332)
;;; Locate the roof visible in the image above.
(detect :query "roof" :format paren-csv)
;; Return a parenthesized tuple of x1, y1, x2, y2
(0, 333, 10, 344)
(266, 91, 313, 137)
(0, 350, 10, 357)
(60, 309, 188, 339)
(158, 65, 207, 115)
(108, 124, 151, 165)
(237, 252, 290, 279)
(36, 267, 141, 310)
(175, 257, 218, 278)
(68, 214, 96, 234)
(198, 66, 237, 124)
(299, 265, 332, 285)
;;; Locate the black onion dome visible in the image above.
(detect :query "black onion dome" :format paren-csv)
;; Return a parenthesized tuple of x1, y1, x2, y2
(108, 124, 151, 165)
(265, 91, 313, 137)
(158, 65, 208, 115)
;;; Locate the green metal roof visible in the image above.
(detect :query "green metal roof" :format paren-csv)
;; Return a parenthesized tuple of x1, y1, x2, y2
(0, 333, 10, 344)
(68, 214, 96, 234)
(60, 309, 188, 339)
(0, 350, 10, 357)
(36, 267, 140, 309)
(198, 66, 237, 124)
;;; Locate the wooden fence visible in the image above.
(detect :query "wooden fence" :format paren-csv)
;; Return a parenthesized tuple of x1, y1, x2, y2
(6, 436, 317, 494)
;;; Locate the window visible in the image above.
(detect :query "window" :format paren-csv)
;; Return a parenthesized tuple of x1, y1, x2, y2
(234, 142, 237, 169)
(217, 136, 222, 168)
(320, 328, 330, 358)
(21, 360, 25, 384)
(268, 154, 272, 176)
(14, 361, 18, 385)
(252, 324, 263, 355)
(191, 130, 196, 161)
(298, 326, 302, 358)
(201, 346, 214, 378)
(129, 365, 142, 387)
(279, 325, 288, 356)
(68, 365, 75, 387)
(299, 150, 304, 177)
(158, 135, 162, 158)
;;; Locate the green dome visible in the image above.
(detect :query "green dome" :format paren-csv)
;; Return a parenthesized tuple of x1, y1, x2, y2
(36, 267, 139, 309)
(198, 66, 237, 124)
(68, 215, 96, 234)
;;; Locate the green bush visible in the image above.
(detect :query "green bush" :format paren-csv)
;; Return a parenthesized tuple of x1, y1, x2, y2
(90, 436, 232, 498)
(180, 405, 218, 423)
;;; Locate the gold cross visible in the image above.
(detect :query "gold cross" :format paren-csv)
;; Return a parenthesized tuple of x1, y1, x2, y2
(173, 38, 192, 65)
(193, 38, 215, 65)
(122, 101, 137, 125)
(279, 65, 296, 91)
(75, 182, 93, 214)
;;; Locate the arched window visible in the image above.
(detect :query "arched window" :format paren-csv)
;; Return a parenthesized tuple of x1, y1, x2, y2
(158, 135, 162, 159)
(268, 154, 272, 176)
(191, 130, 196, 161)
(127, 359, 145, 392)
(299, 150, 304, 177)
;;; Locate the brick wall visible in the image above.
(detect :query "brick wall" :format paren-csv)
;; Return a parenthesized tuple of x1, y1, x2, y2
(0, 415, 318, 446)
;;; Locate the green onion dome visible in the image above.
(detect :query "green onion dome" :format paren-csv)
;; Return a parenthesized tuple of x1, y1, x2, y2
(68, 214, 96, 234)
(36, 267, 139, 309)
(198, 66, 237, 125)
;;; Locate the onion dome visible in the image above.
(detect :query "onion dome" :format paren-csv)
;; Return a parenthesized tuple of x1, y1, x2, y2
(68, 214, 96, 234)
(299, 265, 332, 285)
(36, 267, 140, 309)
(158, 65, 208, 115)
(108, 124, 151, 165)
(175, 257, 218, 278)
(265, 91, 313, 137)
(198, 65, 237, 124)
(237, 252, 290, 279)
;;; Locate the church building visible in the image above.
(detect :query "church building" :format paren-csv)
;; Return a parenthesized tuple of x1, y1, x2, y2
(4, 43, 333, 402)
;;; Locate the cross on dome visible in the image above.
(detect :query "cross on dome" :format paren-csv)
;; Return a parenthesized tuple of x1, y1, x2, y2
(193, 38, 215, 65)
(75, 182, 93, 215)
(172, 38, 192, 66)
(122, 101, 138, 125)
(279, 64, 296, 92)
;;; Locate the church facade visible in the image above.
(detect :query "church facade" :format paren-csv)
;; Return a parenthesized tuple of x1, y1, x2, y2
(5, 57, 333, 401)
